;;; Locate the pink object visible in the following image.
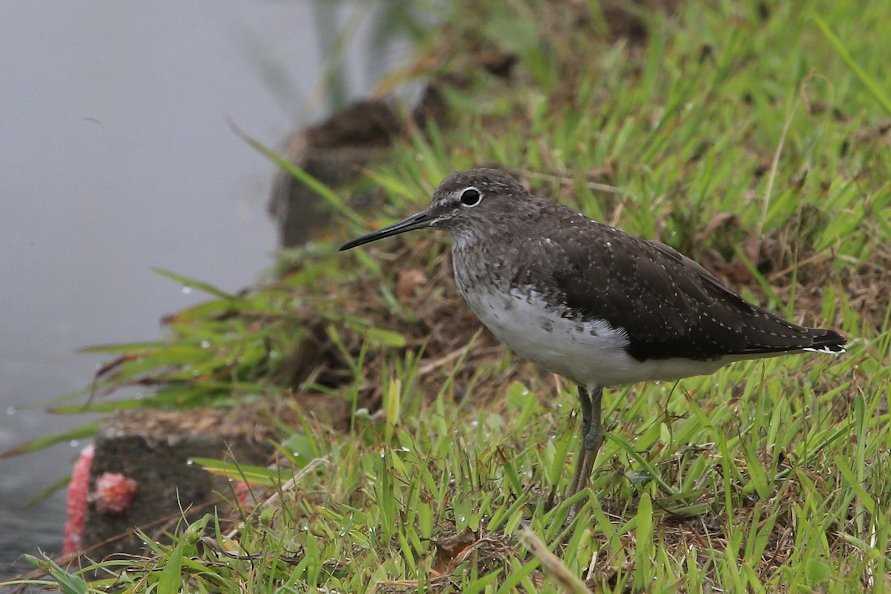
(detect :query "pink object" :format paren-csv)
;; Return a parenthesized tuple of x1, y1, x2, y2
(233, 481, 253, 510)
(63, 444, 94, 555)
(93, 472, 139, 514)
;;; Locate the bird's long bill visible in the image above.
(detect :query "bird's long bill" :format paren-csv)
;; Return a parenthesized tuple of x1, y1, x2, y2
(339, 210, 434, 251)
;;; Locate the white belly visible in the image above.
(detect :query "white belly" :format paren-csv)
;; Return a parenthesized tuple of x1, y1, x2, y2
(461, 287, 727, 387)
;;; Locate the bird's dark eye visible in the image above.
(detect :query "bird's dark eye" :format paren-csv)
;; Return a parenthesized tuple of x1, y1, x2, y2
(460, 187, 482, 207)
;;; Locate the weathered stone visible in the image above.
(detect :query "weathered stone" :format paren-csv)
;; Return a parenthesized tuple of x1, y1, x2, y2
(268, 99, 402, 247)
(267, 60, 516, 248)
(80, 408, 271, 560)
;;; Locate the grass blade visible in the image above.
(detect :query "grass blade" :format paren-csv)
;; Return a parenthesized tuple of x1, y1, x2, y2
(152, 268, 236, 300)
(0, 423, 99, 460)
(813, 16, 891, 114)
(229, 121, 366, 227)
(157, 540, 184, 594)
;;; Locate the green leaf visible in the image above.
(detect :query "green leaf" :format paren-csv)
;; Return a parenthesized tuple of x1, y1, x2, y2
(184, 513, 212, 543)
(547, 430, 572, 487)
(79, 340, 167, 354)
(281, 432, 318, 467)
(384, 377, 402, 440)
(157, 540, 184, 594)
(26, 474, 72, 509)
(607, 432, 679, 496)
(505, 381, 533, 413)
(743, 441, 770, 499)
(0, 423, 99, 460)
(188, 457, 284, 487)
(49, 398, 152, 414)
(835, 455, 877, 517)
(152, 267, 237, 300)
(364, 326, 407, 348)
(25, 554, 87, 594)
(635, 491, 654, 588)
(364, 169, 423, 204)
(805, 557, 832, 585)
(484, 15, 539, 57)
(813, 16, 891, 115)
(230, 123, 366, 227)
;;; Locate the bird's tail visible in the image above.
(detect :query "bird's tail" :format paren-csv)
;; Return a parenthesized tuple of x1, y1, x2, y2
(803, 328, 847, 354)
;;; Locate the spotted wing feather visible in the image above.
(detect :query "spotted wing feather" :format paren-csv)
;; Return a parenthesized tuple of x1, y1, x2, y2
(515, 207, 845, 362)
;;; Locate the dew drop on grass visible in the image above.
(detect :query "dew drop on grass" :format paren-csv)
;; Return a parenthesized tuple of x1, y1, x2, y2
(186, 459, 195, 466)
(200, 340, 211, 349)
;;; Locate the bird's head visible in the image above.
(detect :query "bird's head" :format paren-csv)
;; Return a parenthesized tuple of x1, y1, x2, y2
(339, 168, 527, 250)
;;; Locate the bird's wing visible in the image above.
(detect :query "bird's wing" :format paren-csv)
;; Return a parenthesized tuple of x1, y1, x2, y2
(520, 217, 821, 361)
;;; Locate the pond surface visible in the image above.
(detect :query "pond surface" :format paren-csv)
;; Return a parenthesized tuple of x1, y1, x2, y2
(0, 0, 410, 575)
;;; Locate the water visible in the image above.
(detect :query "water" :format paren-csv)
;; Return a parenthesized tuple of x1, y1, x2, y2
(0, 0, 412, 575)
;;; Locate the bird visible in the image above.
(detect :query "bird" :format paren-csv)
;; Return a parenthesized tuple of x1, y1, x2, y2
(339, 167, 846, 499)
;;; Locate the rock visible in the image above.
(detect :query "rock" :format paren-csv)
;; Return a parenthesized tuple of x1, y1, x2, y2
(76, 408, 271, 560)
(268, 56, 516, 248)
(268, 99, 403, 247)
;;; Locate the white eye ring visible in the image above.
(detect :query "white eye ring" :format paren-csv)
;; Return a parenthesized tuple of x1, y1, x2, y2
(459, 187, 482, 207)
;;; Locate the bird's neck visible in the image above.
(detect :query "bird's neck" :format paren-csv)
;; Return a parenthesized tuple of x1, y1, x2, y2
(449, 219, 527, 298)
(449, 219, 514, 252)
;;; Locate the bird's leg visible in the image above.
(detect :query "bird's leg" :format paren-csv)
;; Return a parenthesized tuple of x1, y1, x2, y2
(579, 385, 603, 488)
(567, 385, 604, 500)
(567, 385, 593, 497)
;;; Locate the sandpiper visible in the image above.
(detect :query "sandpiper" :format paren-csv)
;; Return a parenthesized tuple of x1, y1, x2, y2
(340, 168, 846, 498)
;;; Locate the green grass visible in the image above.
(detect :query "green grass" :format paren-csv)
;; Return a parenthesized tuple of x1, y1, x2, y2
(6, 0, 891, 591)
